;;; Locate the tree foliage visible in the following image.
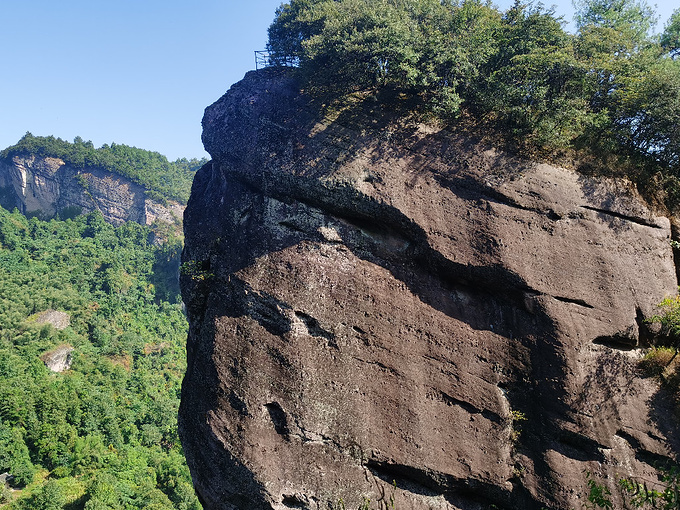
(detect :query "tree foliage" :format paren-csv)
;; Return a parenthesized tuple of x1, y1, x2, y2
(1, 134, 206, 204)
(267, 0, 680, 201)
(619, 467, 680, 509)
(0, 206, 199, 510)
(661, 9, 680, 58)
(574, 0, 656, 43)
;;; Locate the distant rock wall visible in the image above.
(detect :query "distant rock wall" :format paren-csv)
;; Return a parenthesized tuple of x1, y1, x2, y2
(0, 154, 184, 226)
(180, 70, 680, 510)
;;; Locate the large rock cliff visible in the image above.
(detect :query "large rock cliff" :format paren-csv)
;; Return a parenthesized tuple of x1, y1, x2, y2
(0, 154, 184, 226)
(179, 70, 680, 509)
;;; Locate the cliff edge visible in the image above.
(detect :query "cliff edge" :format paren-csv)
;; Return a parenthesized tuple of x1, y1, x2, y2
(0, 154, 184, 226)
(179, 69, 679, 509)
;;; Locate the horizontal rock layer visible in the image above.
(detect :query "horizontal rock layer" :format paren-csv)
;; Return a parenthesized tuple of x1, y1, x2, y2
(180, 70, 679, 510)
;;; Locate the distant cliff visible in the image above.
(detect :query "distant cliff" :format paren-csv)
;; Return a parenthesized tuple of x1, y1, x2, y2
(180, 70, 679, 510)
(0, 148, 186, 227)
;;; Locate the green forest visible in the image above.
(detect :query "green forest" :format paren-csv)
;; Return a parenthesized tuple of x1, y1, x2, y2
(0, 134, 206, 205)
(0, 206, 199, 510)
(267, 0, 680, 208)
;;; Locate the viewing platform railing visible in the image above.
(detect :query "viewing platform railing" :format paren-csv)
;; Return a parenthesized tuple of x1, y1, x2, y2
(255, 51, 299, 70)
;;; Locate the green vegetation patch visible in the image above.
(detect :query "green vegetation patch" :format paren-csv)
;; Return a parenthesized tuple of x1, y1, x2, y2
(640, 295, 680, 395)
(0, 206, 198, 509)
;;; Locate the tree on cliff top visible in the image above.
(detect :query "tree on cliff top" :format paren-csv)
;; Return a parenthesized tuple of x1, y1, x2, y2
(267, 0, 680, 200)
(268, 0, 502, 117)
(661, 8, 680, 58)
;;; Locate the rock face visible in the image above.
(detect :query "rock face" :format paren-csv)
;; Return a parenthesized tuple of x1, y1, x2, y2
(33, 310, 71, 330)
(0, 154, 184, 226)
(40, 344, 75, 373)
(179, 70, 680, 510)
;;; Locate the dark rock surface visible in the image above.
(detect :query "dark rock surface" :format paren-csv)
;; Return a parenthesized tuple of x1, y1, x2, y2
(0, 154, 183, 226)
(180, 69, 679, 509)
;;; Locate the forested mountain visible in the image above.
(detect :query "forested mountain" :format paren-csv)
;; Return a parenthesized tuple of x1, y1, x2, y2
(1, 134, 206, 205)
(0, 207, 199, 509)
(267, 0, 680, 208)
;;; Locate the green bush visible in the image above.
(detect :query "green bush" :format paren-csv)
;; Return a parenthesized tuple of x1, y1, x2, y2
(649, 295, 680, 339)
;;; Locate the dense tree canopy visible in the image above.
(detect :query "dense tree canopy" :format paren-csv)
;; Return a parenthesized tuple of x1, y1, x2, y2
(0, 207, 198, 509)
(267, 0, 680, 202)
(1, 134, 206, 204)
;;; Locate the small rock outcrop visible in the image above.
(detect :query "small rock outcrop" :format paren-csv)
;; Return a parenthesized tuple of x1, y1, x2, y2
(40, 344, 75, 373)
(0, 154, 184, 226)
(179, 70, 679, 509)
(0, 472, 14, 488)
(33, 310, 70, 330)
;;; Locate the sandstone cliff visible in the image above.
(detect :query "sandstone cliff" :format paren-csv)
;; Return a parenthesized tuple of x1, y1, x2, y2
(0, 154, 184, 226)
(179, 69, 680, 509)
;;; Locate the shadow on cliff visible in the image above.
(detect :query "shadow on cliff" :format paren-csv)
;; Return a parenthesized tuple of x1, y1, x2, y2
(181, 83, 605, 508)
(643, 384, 680, 468)
(179, 275, 278, 509)
(183, 173, 582, 509)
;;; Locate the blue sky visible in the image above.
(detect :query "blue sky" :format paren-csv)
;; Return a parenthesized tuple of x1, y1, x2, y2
(0, 0, 676, 161)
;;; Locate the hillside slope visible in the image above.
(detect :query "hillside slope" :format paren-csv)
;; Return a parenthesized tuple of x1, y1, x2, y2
(0, 207, 198, 509)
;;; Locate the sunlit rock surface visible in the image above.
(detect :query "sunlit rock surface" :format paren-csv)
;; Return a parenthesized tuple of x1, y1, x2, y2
(0, 154, 183, 226)
(180, 70, 679, 510)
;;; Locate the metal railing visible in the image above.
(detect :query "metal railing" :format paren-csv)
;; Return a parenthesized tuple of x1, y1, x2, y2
(255, 51, 299, 70)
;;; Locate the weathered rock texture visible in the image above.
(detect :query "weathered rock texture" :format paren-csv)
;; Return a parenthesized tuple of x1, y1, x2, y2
(0, 154, 184, 226)
(179, 70, 680, 510)
(40, 344, 75, 373)
(33, 309, 71, 330)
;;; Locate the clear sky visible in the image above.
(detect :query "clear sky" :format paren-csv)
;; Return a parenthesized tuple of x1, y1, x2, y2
(0, 0, 676, 161)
